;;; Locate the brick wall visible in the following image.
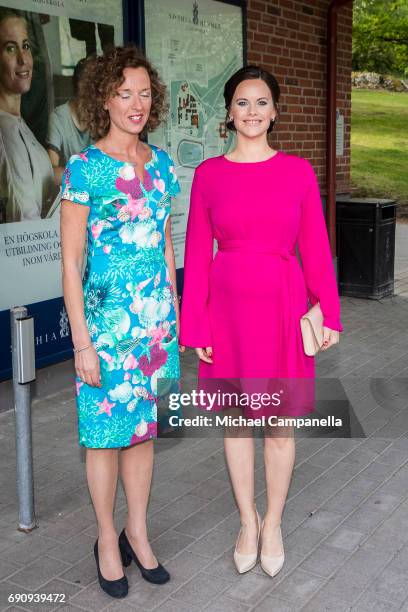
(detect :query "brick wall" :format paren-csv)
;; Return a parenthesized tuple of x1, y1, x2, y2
(246, 0, 353, 194)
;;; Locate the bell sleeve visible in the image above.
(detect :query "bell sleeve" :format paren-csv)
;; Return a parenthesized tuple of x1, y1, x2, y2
(297, 160, 343, 332)
(179, 166, 214, 347)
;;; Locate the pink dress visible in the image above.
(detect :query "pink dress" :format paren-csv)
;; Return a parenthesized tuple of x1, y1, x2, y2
(179, 152, 343, 413)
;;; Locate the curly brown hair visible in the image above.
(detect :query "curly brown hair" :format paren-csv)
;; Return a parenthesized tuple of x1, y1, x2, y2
(77, 45, 168, 139)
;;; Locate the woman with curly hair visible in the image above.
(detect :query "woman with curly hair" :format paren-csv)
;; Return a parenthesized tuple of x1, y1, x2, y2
(60, 45, 181, 598)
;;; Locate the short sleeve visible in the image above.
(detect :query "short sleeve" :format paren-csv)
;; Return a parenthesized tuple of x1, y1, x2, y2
(61, 155, 91, 206)
(46, 110, 63, 156)
(166, 153, 181, 198)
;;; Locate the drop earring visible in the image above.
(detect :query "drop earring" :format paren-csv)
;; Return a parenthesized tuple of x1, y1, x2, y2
(226, 115, 235, 130)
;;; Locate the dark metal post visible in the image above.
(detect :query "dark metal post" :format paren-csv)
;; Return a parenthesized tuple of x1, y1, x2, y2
(10, 306, 36, 532)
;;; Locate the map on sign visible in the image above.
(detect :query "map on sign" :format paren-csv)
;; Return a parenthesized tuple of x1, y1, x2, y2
(170, 56, 238, 168)
(145, 0, 244, 267)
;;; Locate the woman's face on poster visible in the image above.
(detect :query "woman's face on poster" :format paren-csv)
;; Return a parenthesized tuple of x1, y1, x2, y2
(104, 67, 152, 136)
(0, 17, 33, 96)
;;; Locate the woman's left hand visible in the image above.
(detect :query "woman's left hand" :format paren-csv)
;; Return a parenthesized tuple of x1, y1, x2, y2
(321, 327, 340, 350)
(176, 314, 185, 353)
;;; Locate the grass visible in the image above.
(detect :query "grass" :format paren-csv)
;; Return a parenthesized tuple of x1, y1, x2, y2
(351, 89, 408, 209)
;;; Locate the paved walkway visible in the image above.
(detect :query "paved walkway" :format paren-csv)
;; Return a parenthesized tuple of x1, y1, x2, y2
(0, 225, 407, 612)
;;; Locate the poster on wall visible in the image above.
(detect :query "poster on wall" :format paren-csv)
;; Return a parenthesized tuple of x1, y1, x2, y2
(0, 0, 124, 380)
(144, 0, 245, 269)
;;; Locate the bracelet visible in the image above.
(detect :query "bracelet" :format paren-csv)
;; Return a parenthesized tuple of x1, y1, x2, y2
(73, 343, 92, 354)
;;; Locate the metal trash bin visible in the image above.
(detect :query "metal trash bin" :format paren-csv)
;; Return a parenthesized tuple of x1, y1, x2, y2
(336, 198, 396, 299)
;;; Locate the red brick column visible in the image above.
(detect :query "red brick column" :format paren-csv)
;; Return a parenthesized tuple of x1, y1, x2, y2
(246, 0, 353, 195)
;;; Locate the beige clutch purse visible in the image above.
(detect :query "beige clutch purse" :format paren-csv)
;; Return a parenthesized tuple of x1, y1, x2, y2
(300, 302, 324, 356)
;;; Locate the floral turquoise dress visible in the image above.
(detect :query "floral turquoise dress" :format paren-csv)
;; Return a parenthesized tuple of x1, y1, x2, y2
(61, 144, 181, 448)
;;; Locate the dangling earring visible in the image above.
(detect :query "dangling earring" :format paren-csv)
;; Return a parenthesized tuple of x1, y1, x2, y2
(268, 117, 276, 133)
(226, 115, 235, 130)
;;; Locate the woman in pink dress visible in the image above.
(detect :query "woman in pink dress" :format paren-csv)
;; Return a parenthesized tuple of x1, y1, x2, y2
(180, 66, 342, 578)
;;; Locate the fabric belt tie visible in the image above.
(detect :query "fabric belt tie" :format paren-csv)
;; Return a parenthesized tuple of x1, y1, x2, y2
(217, 239, 296, 373)
(217, 240, 295, 260)
(218, 240, 300, 378)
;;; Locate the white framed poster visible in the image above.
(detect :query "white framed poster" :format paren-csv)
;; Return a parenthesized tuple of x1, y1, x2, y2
(0, 0, 124, 379)
(144, 0, 245, 269)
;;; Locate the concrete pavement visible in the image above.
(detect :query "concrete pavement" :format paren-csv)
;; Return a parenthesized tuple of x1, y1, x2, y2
(0, 224, 407, 611)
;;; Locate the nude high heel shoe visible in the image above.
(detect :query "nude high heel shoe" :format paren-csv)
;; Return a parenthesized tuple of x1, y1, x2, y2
(233, 510, 261, 574)
(260, 521, 285, 577)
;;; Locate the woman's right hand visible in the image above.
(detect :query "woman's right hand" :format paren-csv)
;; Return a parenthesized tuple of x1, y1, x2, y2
(75, 345, 101, 387)
(195, 347, 213, 364)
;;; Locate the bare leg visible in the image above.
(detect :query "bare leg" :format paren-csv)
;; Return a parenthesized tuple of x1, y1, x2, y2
(224, 424, 258, 554)
(86, 448, 123, 580)
(262, 426, 295, 555)
(119, 439, 157, 568)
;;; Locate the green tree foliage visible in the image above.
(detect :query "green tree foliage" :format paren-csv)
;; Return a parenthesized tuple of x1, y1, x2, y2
(353, 0, 408, 75)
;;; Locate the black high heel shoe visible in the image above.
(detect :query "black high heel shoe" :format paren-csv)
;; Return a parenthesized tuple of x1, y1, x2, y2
(94, 540, 128, 598)
(119, 529, 170, 585)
